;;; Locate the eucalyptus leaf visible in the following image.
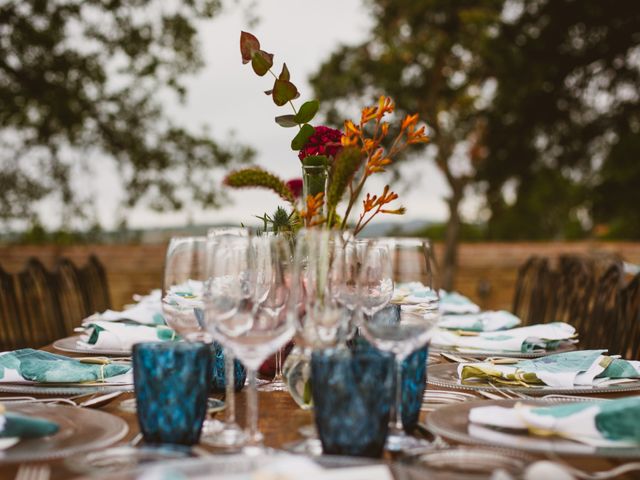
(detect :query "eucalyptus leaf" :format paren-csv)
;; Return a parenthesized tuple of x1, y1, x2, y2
(294, 100, 319, 124)
(240, 31, 260, 64)
(279, 63, 290, 81)
(275, 114, 299, 128)
(272, 79, 298, 106)
(291, 124, 315, 151)
(251, 50, 273, 76)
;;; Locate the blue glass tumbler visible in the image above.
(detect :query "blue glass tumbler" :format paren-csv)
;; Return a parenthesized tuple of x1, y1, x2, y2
(311, 348, 394, 458)
(210, 342, 247, 393)
(133, 341, 212, 446)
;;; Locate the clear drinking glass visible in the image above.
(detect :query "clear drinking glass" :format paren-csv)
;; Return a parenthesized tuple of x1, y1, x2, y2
(205, 233, 294, 454)
(203, 226, 251, 448)
(162, 236, 221, 441)
(358, 237, 440, 453)
(284, 229, 353, 454)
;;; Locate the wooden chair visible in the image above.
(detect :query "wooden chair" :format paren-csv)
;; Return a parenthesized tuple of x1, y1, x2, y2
(582, 262, 624, 352)
(14, 259, 66, 349)
(619, 273, 640, 359)
(512, 256, 553, 325)
(52, 258, 91, 336)
(0, 267, 27, 350)
(550, 255, 595, 334)
(78, 255, 111, 314)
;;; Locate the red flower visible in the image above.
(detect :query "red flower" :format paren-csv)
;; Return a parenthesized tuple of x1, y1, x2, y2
(298, 125, 343, 161)
(285, 178, 303, 199)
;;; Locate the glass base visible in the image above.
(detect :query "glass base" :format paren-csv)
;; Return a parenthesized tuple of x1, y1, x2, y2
(297, 424, 317, 438)
(257, 379, 288, 392)
(200, 421, 247, 448)
(385, 431, 432, 453)
(282, 438, 323, 456)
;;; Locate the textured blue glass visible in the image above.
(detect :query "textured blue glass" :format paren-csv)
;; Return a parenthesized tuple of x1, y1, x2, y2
(350, 336, 428, 433)
(133, 342, 212, 446)
(311, 348, 393, 458)
(210, 342, 246, 393)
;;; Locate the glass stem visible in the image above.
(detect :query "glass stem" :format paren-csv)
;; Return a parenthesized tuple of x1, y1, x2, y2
(274, 349, 282, 381)
(246, 368, 262, 445)
(393, 356, 404, 434)
(224, 348, 236, 424)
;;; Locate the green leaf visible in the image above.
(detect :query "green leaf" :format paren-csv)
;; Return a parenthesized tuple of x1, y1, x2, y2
(251, 50, 273, 76)
(240, 31, 260, 64)
(294, 100, 319, 124)
(291, 124, 315, 151)
(275, 114, 298, 128)
(279, 63, 290, 81)
(272, 79, 298, 106)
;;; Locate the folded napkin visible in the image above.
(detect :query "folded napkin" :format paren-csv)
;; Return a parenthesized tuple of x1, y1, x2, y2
(0, 404, 59, 440)
(163, 280, 205, 311)
(0, 349, 131, 384)
(393, 283, 479, 314)
(78, 321, 177, 351)
(469, 396, 640, 447)
(83, 289, 164, 326)
(431, 322, 576, 353)
(459, 350, 640, 388)
(439, 310, 521, 332)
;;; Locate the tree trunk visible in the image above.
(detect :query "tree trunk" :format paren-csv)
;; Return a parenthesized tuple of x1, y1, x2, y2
(441, 184, 463, 291)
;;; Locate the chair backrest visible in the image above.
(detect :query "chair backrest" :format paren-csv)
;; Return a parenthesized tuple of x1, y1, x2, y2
(0, 266, 27, 350)
(512, 256, 553, 325)
(619, 273, 640, 359)
(551, 255, 595, 333)
(583, 262, 624, 352)
(14, 259, 66, 348)
(52, 258, 91, 336)
(78, 255, 111, 314)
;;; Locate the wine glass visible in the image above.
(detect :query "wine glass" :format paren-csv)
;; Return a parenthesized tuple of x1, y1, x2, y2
(284, 229, 352, 454)
(358, 237, 440, 452)
(205, 233, 294, 453)
(161, 236, 221, 440)
(204, 226, 251, 448)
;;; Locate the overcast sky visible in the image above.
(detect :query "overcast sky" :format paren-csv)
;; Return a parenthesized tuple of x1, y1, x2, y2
(66, 0, 481, 230)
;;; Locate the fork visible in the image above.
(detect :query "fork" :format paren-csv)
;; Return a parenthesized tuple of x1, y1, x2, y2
(14, 464, 50, 480)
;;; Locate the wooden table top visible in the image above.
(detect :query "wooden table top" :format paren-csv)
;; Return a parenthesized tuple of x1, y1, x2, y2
(0, 345, 637, 479)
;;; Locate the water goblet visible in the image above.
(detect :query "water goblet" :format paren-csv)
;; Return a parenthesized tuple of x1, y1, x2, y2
(358, 237, 440, 453)
(205, 233, 294, 454)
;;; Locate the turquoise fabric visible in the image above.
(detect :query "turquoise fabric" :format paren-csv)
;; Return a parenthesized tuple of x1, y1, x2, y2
(2, 412, 59, 439)
(0, 349, 130, 383)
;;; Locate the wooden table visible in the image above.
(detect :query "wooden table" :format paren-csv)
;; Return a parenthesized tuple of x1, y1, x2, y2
(0, 346, 636, 479)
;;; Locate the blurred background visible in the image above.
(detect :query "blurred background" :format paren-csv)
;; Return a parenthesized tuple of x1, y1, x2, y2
(1, 0, 639, 310)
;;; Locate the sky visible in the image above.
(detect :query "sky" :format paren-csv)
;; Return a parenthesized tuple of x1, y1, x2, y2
(70, 0, 480, 230)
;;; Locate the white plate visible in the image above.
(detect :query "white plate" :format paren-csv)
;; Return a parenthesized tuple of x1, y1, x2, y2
(0, 403, 128, 463)
(427, 399, 640, 458)
(53, 335, 130, 356)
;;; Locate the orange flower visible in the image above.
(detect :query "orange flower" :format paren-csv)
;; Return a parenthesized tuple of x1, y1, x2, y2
(299, 193, 325, 227)
(401, 113, 419, 131)
(344, 120, 361, 136)
(376, 96, 394, 120)
(361, 106, 377, 124)
(406, 125, 429, 144)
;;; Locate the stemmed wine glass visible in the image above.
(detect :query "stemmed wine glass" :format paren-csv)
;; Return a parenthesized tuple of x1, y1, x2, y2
(284, 229, 353, 454)
(161, 236, 221, 440)
(358, 237, 440, 452)
(204, 226, 250, 448)
(205, 233, 294, 453)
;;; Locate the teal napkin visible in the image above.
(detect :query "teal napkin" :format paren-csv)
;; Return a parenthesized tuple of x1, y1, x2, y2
(439, 310, 521, 332)
(1, 410, 59, 439)
(0, 349, 131, 384)
(78, 321, 177, 351)
(470, 396, 640, 447)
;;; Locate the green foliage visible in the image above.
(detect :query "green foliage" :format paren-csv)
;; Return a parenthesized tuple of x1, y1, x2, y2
(224, 168, 295, 203)
(273, 79, 299, 106)
(275, 115, 299, 128)
(479, 0, 640, 239)
(291, 124, 315, 151)
(326, 147, 363, 225)
(251, 50, 274, 76)
(0, 0, 253, 229)
(295, 101, 320, 124)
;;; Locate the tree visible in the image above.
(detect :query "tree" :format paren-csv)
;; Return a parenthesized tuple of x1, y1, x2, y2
(0, 0, 253, 229)
(480, 0, 640, 239)
(310, 0, 502, 289)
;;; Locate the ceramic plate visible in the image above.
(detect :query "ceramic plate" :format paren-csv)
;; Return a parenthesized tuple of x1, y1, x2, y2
(0, 403, 128, 463)
(53, 335, 129, 356)
(427, 363, 640, 396)
(430, 341, 576, 359)
(426, 399, 640, 458)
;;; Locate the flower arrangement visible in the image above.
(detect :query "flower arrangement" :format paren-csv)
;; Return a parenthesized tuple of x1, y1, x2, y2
(224, 32, 429, 235)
